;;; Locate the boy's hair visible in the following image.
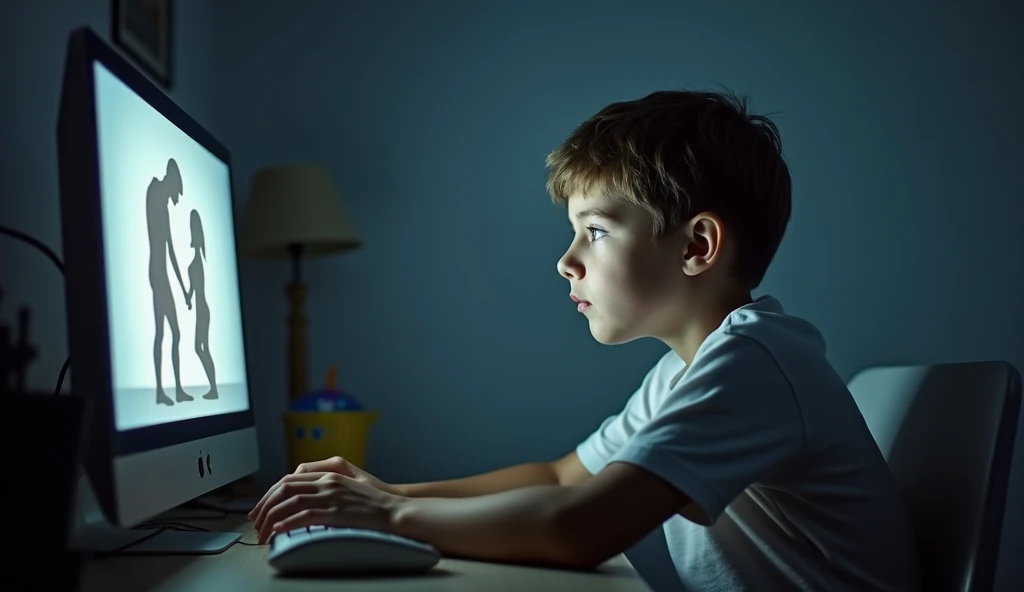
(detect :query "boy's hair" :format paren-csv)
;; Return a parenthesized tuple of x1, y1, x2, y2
(545, 89, 791, 289)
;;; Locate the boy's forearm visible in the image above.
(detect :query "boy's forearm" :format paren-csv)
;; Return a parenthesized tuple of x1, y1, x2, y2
(390, 484, 589, 568)
(391, 462, 560, 498)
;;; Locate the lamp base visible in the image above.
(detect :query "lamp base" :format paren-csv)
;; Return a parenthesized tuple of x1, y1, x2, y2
(287, 280, 308, 400)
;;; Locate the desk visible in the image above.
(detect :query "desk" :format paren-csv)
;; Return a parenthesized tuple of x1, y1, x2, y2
(78, 515, 652, 592)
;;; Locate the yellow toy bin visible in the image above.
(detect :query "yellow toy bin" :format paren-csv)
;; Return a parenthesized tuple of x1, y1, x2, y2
(282, 410, 379, 471)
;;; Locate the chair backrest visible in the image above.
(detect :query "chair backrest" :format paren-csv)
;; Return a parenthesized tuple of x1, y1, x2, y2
(846, 361, 1021, 592)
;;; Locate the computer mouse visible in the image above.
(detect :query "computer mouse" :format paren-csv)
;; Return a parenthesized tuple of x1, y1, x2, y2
(267, 525, 441, 575)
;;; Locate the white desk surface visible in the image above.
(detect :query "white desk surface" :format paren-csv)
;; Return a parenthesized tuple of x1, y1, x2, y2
(77, 515, 652, 592)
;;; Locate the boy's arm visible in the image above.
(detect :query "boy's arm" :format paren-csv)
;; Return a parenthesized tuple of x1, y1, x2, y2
(390, 461, 689, 569)
(392, 451, 591, 498)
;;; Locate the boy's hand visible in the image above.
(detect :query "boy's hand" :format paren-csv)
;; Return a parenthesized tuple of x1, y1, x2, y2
(295, 456, 393, 494)
(249, 472, 405, 544)
(248, 456, 393, 524)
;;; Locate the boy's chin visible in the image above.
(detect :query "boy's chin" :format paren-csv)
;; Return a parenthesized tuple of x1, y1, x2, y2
(588, 320, 638, 345)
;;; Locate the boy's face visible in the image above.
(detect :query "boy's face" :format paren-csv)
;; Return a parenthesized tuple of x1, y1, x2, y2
(557, 189, 689, 345)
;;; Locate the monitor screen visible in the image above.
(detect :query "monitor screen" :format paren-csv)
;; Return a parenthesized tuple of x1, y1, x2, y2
(60, 27, 257, 536)
(93, 61, 249, 432)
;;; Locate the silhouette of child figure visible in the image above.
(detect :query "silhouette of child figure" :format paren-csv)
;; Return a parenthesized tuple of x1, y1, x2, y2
(185, 209, 218, 400)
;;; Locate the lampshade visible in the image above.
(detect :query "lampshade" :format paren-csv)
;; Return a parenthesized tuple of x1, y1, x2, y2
(239, 164, 361, 259)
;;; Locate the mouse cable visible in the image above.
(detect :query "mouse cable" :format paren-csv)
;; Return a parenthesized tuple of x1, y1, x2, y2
(134, 520, 262, 547)
(90, 527, 169, 557)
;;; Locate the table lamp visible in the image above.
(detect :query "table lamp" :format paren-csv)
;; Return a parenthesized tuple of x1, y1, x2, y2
(238, 164, 361, 401)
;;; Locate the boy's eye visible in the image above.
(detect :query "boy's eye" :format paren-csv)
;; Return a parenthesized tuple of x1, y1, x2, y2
(587, 226, 607, 242)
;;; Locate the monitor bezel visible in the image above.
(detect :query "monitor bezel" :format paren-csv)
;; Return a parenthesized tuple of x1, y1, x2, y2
(58, 26, 257, 523)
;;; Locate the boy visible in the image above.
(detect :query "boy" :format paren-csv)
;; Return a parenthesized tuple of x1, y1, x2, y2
(249, 90, 920, 591)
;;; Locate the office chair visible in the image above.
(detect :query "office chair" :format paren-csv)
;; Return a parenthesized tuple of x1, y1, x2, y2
(847, 361, 1021, 592)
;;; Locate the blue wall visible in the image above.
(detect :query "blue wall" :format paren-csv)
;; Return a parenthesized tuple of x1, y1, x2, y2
(3, 1, 1020, 590)
(210, 2, 1022, 589)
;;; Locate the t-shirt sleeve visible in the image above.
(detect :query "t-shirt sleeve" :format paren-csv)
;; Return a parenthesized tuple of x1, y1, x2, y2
(575, 393, 646, 476)
(576, 351, 681, 475)
(610, 334, 805, 525)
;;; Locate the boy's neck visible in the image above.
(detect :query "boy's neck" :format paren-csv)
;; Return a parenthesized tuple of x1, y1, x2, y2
(663, 289, 753, 366)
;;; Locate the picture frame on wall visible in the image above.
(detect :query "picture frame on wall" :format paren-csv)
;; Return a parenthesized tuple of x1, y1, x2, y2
(111, 0, 173, 89)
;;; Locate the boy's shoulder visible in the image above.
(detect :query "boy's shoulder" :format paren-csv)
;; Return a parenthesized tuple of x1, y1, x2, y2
(718, 294, 820, 337)
(647, 295, 829, 395)
(711, 295, 827, 366)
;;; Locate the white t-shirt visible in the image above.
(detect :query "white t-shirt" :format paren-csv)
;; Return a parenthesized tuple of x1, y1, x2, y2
(576, 295, 920, 591)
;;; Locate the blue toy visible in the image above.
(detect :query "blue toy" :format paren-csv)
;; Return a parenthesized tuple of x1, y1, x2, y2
(288, 367, 365, 412)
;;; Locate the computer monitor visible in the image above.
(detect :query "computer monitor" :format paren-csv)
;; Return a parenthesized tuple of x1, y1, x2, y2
(57, 26, 259, 553)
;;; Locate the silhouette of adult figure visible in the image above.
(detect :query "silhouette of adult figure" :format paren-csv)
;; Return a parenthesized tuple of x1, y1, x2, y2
(147, 157, 192, 406)
(185, 209, 217, 399)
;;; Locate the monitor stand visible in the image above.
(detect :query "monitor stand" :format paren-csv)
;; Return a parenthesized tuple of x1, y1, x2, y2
(69, 471, 241, 555)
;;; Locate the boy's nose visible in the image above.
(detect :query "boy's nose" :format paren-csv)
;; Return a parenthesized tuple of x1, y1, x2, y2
(557, 252, 583, 280)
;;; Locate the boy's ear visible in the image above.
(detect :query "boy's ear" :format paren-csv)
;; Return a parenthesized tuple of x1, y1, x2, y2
(680, 212, 725, 277)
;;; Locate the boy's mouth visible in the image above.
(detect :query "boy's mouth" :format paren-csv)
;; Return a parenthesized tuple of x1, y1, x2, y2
(570, 294, 592, 312)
